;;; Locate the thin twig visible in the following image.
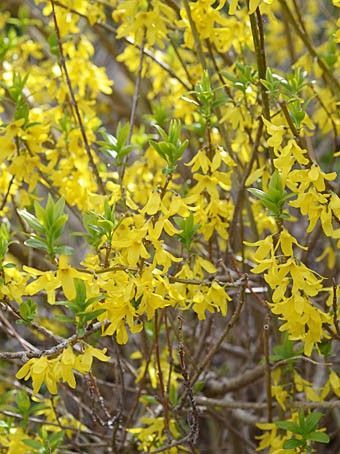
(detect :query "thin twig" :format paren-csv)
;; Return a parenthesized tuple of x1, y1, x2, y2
(50, 0, 106, 195)
(0, 175, 15, 211)
(332, 278, 340, 336)
(177, 312, 199, 446)
(154, 310, 171, 438)
(196, 397, 340, 410)
(278, 0, 340, 94)
(119, 32, 146, 183)
(183, 0, 207, 70)
(179, 280, 247, 406)
(263, 312, 272, 422)
(0, 321, 105, 360)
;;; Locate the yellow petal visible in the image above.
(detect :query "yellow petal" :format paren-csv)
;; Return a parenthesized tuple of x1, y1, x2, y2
(60, 271, 76, 300)
(86, 346, 110, 362)
(249, 0, 261, 14)
(16, 359, 34, 380)
(142, 191, 161, 215)
(229, 0, 239, 14)
(198, 257, 217, 274)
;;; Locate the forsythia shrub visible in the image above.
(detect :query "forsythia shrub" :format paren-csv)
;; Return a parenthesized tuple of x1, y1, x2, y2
(0, 0, 339, 452)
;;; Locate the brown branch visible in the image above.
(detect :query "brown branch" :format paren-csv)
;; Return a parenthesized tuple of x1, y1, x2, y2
(202, 354, 331, 398)
(0, 409, 105, 437)
(0, 321, 105, 361)
(249, 7, 270, 121)
(177, 312, 199, 446)
(263, 313, 272, 422)
(120, 29, 144, 184)
(50, 0, 106, 195)
(154, 310, 171, 438)
(0, 175, 15, 211)
(1, 299, 62, 343)
(196, 397, 340, 411)
(203, 364, 265, 397)
(187, 281, 247, 396)
(183, 0, 207, 70)
(332, 278, 340, 336)
(52, 0, 191, 91)
(278, 0, 340, 94)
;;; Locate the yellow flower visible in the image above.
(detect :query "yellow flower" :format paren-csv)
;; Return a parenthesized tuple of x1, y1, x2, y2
(278, 229, 307, 256)
(75, 345, 110, 373)
(56, 255, 90, 300)
(24, 255, 90, 302)
(16, 356, 58, 394)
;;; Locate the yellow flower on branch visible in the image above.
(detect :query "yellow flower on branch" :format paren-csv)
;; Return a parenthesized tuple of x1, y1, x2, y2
(24, 255, 90, 303)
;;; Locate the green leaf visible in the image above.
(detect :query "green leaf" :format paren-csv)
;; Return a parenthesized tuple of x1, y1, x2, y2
(304, 412, 324, 434)
(247, 188, 266, 200)
(318, 340, 332, 357)
(275, 420, 302, 434)
(48, 430, 64, 450)
(79, 309, 105, 322)
(19, 299, 37, 323)
(48, 32, 59, 57)
(3, 262, 16, 268)
(268, 170, 283, 193)
(74, 279, 86, 303)
(23, 439, 43, 449)
(283, 438, 305, 449)
(54, 245, 74, 256)
(19, 210, 45, 234)
(306, 431, 330, 443)
(298, 409, 305, 432)
(25, 237, 48, 251)
(16, 391, 30, 413)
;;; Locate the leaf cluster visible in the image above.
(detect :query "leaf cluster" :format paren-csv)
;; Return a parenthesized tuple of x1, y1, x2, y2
(98, 122, 133, 166)
(262, 68, 308, 129)
(59, 279, 104, 334)
(187, 70, 226, 120)
(23, 429, 64, 453)
(175, 214, 200, 251)
(248, 171, 294, 219)
(7, 72, 30, 125)
(275, 410, 330, 450)
(149, 119, 188, 174)
(224, 63, 257, 93)
(19, 195, 72, 260)
(18, 298, 37, 325)
(270, 334, 303, 363)
(81, 200, 116, 250)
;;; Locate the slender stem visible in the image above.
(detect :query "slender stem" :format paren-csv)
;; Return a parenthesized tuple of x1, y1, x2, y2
(332, 279, 340, 336)
(52, 0, 191, 91)
(50, 0, 106, 194)
(183, 0, 207, 70)
(177, 312, 199, 445)
(186, 282, 246, 399)
(169, 36, 194, 88)
(279, 101, 308, 151)
(0, 175, 14, 211)
(120, 32, 146, 183)
(249, 7, 270, 121)
(154, 310, 171, 438)
(263, 313, 272, 422)
(248, 5, 273, 168)
(279, 0, 340, 94)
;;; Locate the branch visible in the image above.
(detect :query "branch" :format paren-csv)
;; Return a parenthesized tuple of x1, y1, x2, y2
(52, 0, 191, 91)
(196, 396, 340, 411)
(189, 284, 246, 389)
(0, 321, 104, 361)
(50, 0, 106, 195)
(278, 0, 340, 94)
